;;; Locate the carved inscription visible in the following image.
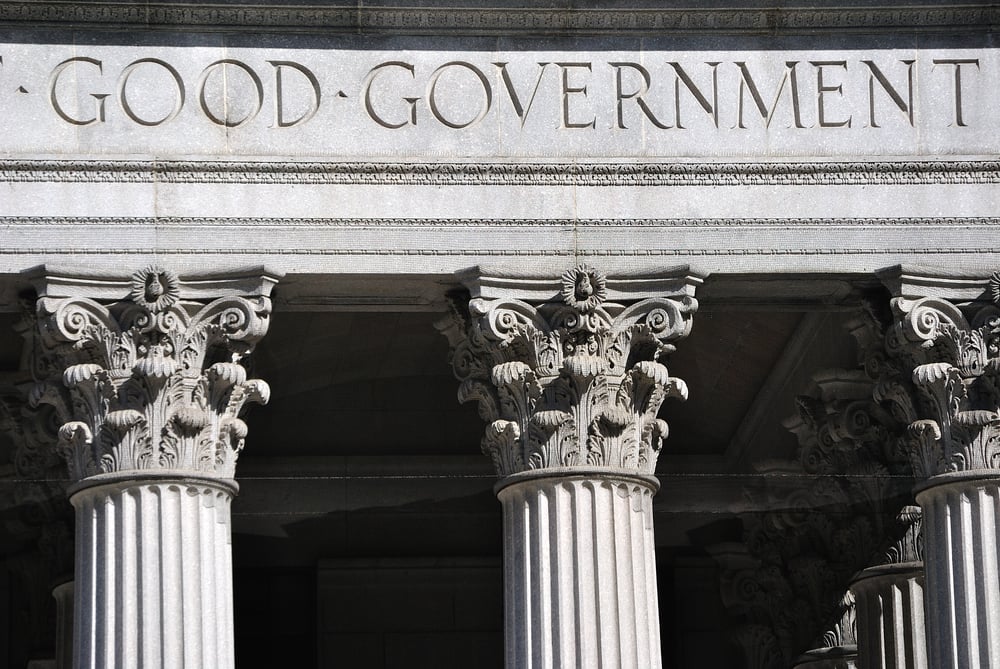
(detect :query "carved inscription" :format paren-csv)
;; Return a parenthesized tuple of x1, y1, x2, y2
(49, 57, 321, 128)
(38, 55, 983, 131)
(0, 47, 992, 156)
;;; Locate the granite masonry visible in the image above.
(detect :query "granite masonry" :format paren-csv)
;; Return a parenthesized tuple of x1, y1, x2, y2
(0, 2, 997, 668)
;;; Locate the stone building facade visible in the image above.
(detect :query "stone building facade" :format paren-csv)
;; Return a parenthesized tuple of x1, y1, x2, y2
(0, 1, 997, 668)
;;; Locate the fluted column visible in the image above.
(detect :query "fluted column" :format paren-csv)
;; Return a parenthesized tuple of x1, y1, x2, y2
(71, 480, 234, 668)
(27, 265, 277, 669)
(879, 268, 1000, 669)
(440, 265, 701, 669)
(498, 473, 660, 668)
(849, 507, 926, 669)
(52, 581, 73, 669)
(915, 475, 1000, 667)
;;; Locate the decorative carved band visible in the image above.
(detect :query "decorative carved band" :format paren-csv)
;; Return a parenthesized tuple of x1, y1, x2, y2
(3, 216, 1000, 229)
(0, 3, 992, 34)
(439, 264, 699, 480)
(1, 160, 999, 187)
(28, 265, 273, 482)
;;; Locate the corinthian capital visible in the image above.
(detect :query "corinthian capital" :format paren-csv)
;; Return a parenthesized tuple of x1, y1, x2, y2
(438, 264, 701, 480)
(25, 265, 280, 483)
(878, 267, 1000, 479)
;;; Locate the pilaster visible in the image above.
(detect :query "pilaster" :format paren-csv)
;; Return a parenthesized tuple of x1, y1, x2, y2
(439, 264, 702, 669)
(26, 264, 278, 669)
(878, 267, 1000, 668)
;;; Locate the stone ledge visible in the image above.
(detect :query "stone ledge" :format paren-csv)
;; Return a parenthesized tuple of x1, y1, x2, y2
(0, 2, 995, 35)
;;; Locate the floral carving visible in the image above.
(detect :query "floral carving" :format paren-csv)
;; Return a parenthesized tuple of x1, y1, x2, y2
(887, 287, 1000, 478)
(129, 265, 180, 312)
(440, 265, 696, 478)
(883, 506, 923, 564)
(29, 268, 272, 481)
(560, 265, 607, 313)
(820, 591, 857, 649)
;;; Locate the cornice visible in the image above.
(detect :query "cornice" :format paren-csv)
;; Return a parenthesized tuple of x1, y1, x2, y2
(0, 2, 993, 35)
(2, 160, 999, 187)
(2, 246, 999, 258)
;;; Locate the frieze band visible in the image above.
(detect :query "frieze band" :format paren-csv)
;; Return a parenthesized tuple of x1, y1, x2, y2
(0, 216, 998, 229)
(1, 160, 999, 187)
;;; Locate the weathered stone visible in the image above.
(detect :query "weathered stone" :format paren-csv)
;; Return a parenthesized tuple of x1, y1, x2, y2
(878, 267, 1000, 669)
(26, 264, 277, 669)
(849, 507, 926, 669)
(28, 265, 276, 483)
(440, 264, 700, 481)
(441, 264, 698, 669)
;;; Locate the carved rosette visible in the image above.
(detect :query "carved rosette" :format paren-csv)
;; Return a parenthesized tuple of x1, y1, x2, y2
(29, 266, 272, 483)
(442, 265, 696, 479)
(887, 277, 1000, 479)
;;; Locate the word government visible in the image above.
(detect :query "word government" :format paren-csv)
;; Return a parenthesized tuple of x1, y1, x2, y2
(47, 55, 980, 131)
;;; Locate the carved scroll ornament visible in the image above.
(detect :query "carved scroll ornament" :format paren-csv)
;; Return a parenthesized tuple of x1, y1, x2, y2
(888, 273, 1000, 478)
(441, 264, 696, 479)
(30, 266, 271, 482)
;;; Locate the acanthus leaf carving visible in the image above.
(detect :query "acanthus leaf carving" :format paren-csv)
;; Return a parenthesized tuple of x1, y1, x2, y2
(887, 281, 1000, 478)
(31, 266, 273, 481)
(883, 505, 923, 564)
(439, 265, 698, 478)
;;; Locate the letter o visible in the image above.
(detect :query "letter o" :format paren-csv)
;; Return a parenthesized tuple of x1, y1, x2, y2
(427, 61, 492, 129)
(197, 59, 264, 128)
(117, 58, 185, 126)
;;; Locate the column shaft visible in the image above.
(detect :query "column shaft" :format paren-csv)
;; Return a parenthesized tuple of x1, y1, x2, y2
(498, 475, 660, 669)
(851, 566, 926, 669)
(71, 479, 234, 669)
(916, 476, 1000, 669)
(53, 581, 74, 669)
